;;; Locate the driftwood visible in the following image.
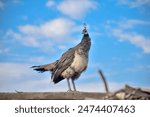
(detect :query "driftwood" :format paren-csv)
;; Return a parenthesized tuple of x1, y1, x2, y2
(98, 70, 109, 93)
(104, 85, 150, 100)
(98, 70, 150, 100)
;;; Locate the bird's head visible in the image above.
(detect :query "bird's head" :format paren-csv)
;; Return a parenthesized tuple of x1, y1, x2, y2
(82, 23, 88, 35)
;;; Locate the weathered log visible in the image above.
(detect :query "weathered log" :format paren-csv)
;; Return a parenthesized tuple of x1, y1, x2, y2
(0, 92, 105, 100)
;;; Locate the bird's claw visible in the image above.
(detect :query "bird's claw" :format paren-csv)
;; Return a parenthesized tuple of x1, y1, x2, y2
(67, 90, 80, 94)
(67, 89, 73, 92)
(73, 90, 80, 94)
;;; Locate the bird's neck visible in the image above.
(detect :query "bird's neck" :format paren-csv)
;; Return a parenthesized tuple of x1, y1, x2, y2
(79, 33, 91, 52)
(81, 33, 90, 42)
(83, 33, 89, 38)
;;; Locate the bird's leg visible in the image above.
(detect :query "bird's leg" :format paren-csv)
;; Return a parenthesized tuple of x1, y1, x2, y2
(71, 78, 77, 91)
(67, 79, 72, 92)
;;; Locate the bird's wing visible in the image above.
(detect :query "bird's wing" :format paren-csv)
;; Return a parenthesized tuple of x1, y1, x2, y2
(52, 48, 75, 81)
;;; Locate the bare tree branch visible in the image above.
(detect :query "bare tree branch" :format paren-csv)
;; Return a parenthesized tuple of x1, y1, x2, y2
(98, 69, 109, 93)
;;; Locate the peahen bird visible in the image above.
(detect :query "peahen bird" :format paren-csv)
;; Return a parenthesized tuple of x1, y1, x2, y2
(31, 24, 91, 92)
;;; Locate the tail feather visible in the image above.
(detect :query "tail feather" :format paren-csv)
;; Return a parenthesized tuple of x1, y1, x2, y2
(31, 60, 58, 73)
(31, 66, 47, 73)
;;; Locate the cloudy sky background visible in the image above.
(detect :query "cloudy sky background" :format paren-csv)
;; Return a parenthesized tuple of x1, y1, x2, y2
(0, 0, 150, 92)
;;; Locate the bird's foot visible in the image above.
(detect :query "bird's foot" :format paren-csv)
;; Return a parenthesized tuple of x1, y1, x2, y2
(72, 90, 80, 94)
(67, 89, 73, 93)
(70, 90, 81, 94)
(67, 89, 75, 95)
(67, 90, 80, 95)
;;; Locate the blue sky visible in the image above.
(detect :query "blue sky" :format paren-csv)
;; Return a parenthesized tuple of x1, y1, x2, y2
(0, 0, 150, 92)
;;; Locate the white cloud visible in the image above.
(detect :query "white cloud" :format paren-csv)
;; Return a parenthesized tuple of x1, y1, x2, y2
(112, 29, 150, 53)
(6, 18, 81, 51)
(105, 19, 150, 30)
(0, 63, 31, 91)
(12, 18, 78, 39)
(77, 82, 125, 92)
(0, 62, 50, 92)
(119, 0, 150, 8)
(127, 64, 150, 73)
(18, 25, 40, 36)
(118, 19, 150, 29)
(6, 30, 40, 47)
(46, 0, 55, 8)
(106, 19, 150, 54)
(0, 1, 4, 9)
(0, 63, 31, 80)
(46, 0, 97, 19)
(39, 18, 78, 38)
(57, 0, 97, 19)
